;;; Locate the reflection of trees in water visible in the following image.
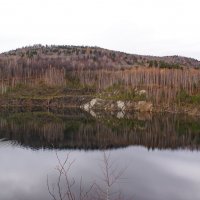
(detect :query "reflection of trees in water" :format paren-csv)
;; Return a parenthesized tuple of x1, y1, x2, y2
(0, 111, 200, 150)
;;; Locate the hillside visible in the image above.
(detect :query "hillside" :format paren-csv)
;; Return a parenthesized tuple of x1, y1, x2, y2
(0, 45, 200, 114)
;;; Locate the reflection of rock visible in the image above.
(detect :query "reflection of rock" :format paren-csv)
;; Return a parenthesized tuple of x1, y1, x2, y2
(89, 110, 97, 118)
(117, 111, 125, 119)
(135, 112, 152, 121)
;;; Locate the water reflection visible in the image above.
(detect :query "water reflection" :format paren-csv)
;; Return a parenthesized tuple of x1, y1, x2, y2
(0, 109, 200, 150)
(0, 109, 200, 200)
(0, 145, 200, 200)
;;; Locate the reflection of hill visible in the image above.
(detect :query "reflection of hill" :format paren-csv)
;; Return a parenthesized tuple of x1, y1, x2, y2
(0, 109, 200, 150)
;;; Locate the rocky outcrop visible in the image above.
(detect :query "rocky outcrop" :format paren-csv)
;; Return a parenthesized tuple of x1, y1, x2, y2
(81, 98, 153, 113)
(117, 101, 125, 111)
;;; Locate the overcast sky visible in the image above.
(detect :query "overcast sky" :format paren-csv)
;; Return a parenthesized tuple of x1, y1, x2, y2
(0, 0, 200, 59)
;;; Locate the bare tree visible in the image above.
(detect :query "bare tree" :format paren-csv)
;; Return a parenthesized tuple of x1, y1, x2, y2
(93, 152, 127, 200)
(47, 151, 127, 200)
(47, 151, 94, 200)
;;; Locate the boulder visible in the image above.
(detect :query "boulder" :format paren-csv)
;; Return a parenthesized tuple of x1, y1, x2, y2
(82, 98, 104, 110)
(135, 101, 153, 112)
(138, 90, 147, 96)
(117, 101, 125, 111)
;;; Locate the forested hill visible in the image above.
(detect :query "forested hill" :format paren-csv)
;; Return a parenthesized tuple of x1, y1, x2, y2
(0, 44, 200, 70)
(1, 45, 200, 111)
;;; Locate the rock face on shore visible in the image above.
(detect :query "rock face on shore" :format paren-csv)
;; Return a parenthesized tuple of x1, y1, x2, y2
(81, 98, 153, 112)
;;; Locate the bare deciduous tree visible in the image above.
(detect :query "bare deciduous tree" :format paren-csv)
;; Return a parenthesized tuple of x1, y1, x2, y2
(47, 152, 94, 200)
(47, 151, 127, 200)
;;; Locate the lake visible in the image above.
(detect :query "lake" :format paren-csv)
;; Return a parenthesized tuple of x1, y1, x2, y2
(0, 109, 200, 200)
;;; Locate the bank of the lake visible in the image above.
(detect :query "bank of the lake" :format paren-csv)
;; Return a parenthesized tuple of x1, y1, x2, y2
(0, 93, 200, 116)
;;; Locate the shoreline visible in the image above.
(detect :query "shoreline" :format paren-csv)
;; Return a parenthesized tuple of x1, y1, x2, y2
(0, 96, 200, 117)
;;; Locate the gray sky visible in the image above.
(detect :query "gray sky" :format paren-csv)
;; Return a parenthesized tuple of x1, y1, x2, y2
(0, 0, 200, 59)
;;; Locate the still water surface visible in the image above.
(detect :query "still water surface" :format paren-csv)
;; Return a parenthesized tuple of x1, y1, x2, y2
(0, 109, 200, 200)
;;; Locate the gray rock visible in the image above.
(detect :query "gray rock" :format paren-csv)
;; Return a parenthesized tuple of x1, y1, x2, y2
(135, 101, 153, 112)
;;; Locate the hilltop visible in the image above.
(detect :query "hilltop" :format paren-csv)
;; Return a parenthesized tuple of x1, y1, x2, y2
(1, 44, 200, 69)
